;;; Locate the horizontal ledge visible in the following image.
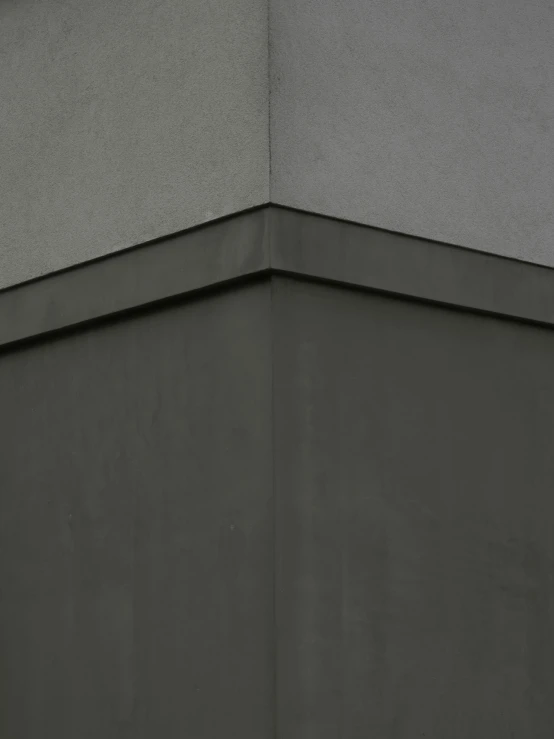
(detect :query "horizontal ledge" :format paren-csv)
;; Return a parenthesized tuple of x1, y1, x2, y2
(2, 205, 554, 349)
(270, 206, 554, 329)
(0, 208, 271, 349)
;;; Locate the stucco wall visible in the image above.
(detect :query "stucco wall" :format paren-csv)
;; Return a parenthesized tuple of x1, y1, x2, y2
(0, 0, 268, 288)
(270, 0, 554, 265)
(4, 0, 554, 283)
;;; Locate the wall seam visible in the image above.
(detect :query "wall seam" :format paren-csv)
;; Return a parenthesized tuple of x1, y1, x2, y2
(269, 221, 279, 739)
(267, 0, 273, 203)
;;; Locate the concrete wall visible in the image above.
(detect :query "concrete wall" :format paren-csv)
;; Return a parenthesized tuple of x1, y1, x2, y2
(273, 276, 554, 737)
(3, 239, 554, 735)
(0, 282, 274, 738)
(270, 0, 554, 265)
(5, 0, 553, 287)
(0, 0, 268, 288)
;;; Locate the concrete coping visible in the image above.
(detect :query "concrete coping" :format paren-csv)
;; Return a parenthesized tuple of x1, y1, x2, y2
(2, 204, 554, 350)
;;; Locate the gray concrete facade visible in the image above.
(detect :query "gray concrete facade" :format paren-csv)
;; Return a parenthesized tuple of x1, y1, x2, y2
(270, 0, 554, 265)
(4, 0, 554, 288)
(3, 3, 554, 736)
(0, 281, 274, 738)
(273, 276, 554, 737)
(5, 207, 554, 351)
(2, 210, 554, 736)
(0, 0, 268, 288)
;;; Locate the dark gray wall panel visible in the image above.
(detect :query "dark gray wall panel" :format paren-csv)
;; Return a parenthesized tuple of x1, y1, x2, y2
(273, 276, 554, 738)
(0, 281, 273, 738)
(4, 261, 554, 738)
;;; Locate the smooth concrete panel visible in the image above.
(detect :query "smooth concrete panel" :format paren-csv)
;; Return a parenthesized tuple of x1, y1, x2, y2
(0, 0, 268, 288)
(7, 205, 554, 352)
(269, 207, 554, 329)
(0, 207, 271, 349)
(270, 0, 554, 265)
(273, 276, 554, 737)
(0, 282, 273, 737)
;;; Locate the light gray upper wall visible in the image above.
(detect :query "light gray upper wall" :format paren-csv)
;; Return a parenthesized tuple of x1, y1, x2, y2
(270, 0, 554, 265)
(0, 0, 268, 289)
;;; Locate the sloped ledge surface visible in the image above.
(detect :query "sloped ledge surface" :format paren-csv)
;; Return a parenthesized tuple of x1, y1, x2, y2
(2, 205, 554, 349)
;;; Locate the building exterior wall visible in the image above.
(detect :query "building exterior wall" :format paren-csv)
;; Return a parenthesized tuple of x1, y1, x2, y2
(273, 275, 554, 737)
(3, 0, 554, 733)
(0, 281, 274, 737)
(4, 0, 554, 283)
(0, 0, 268, 288)
(270, 0, 554, 265)
(2, 207, 554, 736)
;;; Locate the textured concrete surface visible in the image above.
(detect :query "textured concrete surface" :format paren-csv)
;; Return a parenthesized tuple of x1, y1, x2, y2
(0, 0, 268, 288)
(0, 282, 273, 737)
(5, 0, 554, 287)
(270, 0, 554, 265)
(273, 276, 554, 737)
